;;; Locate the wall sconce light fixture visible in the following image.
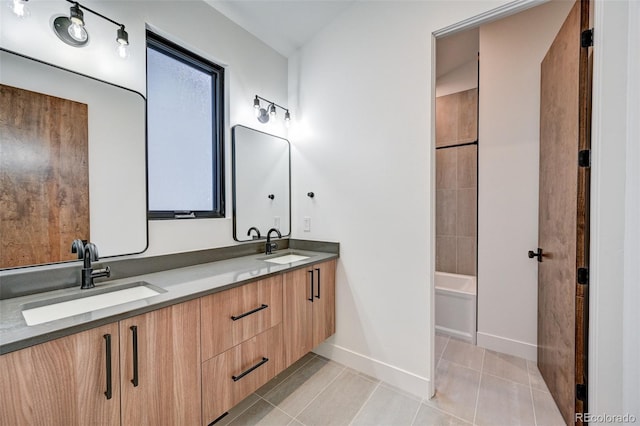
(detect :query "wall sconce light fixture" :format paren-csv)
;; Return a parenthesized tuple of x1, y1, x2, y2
(8, 0, 29, 18)
(52, 0, 129, 59)
(253, 95, 291, 127)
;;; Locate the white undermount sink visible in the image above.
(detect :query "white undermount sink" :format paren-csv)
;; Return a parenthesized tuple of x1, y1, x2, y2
(262, 254, 310, 265)
(22, 282, 164, 326)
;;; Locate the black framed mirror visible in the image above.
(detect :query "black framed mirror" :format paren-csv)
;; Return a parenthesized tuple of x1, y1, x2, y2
(232, 125, 290, 242)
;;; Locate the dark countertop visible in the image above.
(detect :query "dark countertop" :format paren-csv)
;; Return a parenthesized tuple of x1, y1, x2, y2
(0, 249, 338, 355)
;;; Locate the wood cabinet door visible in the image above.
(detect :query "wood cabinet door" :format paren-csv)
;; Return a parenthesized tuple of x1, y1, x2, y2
(0, 323, 120, 426)
(202, 325, 283, 424)
(119, 299, 201, 426)
(312, 260, 337, 347)
(283, 266, 314, 366)
(201, 275, 283, 361)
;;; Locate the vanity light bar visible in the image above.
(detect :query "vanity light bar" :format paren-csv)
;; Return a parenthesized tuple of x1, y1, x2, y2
(51, 0, 129, 59)
(253, 95, 291, 127)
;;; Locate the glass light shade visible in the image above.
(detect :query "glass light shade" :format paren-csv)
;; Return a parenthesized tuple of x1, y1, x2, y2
(116, 43, 129, 59)
(68, 22, 88, 42)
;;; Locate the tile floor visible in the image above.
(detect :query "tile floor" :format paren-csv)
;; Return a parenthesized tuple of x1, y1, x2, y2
(214, 335, 566, 426)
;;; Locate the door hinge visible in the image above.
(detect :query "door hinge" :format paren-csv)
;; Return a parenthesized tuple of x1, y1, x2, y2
(576, 383, 587, 401)
(577, 267, 589, 285)
(581, 29, 594, 48)
(578, 150, 591, 168)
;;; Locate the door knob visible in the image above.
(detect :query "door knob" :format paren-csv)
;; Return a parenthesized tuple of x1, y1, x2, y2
(528, 248, 543, 262)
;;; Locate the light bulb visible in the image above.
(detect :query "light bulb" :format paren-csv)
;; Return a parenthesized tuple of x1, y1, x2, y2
(68, 22, 88, 42)
(284, 110, 291, 127)
(269, 104, 276, 118)
(8, 0, 29, 18)
(253, 97, 261, 116)
(116, 43, 129, 59)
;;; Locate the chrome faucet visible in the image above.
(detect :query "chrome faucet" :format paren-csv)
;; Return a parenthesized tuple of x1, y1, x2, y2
(71, 240, 111, 289)
(265, 228, 281, 255)
(247, 227, 261, 240)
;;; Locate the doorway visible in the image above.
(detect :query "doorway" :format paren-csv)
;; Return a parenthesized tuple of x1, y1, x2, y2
(432, 1, 590, 424)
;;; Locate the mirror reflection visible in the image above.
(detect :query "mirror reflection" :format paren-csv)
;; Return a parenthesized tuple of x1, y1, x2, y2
(232, 126, 290, 242)
(0, 49, 148, 269)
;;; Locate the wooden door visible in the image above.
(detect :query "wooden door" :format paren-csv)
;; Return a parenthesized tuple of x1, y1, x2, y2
(312, 260, 337, 346)
(537, 1, 591, 424)
(283, 267, 314, 366)
(0, 323, 120, 426)
(120, 299, 201, 426)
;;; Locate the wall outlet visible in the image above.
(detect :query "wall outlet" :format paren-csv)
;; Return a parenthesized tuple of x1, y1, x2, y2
(274, 216, 280, 229)
(303, 217, 311, 232)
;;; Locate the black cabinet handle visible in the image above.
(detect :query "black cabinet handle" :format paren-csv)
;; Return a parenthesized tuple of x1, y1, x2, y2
(315, 268, 321, 299)
(130, 325, 139, 387)
(231, 304, 269, 321)
(308, 271, 314, 302)
(232, 357, 269, 382)
(103, 334, 112, 400)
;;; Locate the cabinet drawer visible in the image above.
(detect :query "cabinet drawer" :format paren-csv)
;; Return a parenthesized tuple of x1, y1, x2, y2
(201, 275, 282, 361)
(202, 325, 283, 424)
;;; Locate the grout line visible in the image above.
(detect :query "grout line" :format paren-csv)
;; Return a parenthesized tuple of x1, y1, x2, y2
(409, 401, 422, 426)
(221, 394, 262, 425)
(471, 348, 485, 425)
(256, 394, 298, 424)
(347, 381, 381, 426)
(261, 354, 318, 400)
(291, 365, 347, 421)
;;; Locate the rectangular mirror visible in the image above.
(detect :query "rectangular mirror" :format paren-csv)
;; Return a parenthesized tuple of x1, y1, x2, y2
(0, 49, 147, 269)
(232, 125, 290, 241)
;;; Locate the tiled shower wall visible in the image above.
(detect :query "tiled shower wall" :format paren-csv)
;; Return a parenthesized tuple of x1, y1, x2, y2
(435, 89, 478, 275)
(436, 146, 477, 275)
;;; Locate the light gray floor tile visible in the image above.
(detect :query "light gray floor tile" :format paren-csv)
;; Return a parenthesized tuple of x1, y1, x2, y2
(263, 356, 344, 417)
(288, 419, 304, 426)
(483, 350, 530, 385)
(532, 389, 567, 426)
(227, 399, 293, 426)
(435, 334, 449, 363)
(475, 373, 535, 426)
(527, 360, 551, 393)
(425, 359, 481, 422)
(442, 338, 485, 371)
(214, 393, 261, 426)
(351, 383, 421, 426)
(297, 369, 377, 426)
(256, 353, 316, 396)
(412, 404, 471, 425)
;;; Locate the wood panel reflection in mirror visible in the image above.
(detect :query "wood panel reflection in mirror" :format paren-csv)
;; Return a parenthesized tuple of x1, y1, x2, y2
(0, 85, 89, 268)
(0, 49, 148, 270)
(232, 126, 290, 242)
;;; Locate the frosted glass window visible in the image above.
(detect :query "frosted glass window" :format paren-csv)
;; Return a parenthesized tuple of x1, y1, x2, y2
(146, 32, 224, 219)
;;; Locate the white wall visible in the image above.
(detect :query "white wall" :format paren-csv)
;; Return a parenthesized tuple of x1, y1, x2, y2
(1, 0, 288, 257)
(589, 0, 640, 419)
(623, 0, 640, 418)
(436, 59, 478, 97)
(288, 0, 517, 398)
(476, 0, 573, 360)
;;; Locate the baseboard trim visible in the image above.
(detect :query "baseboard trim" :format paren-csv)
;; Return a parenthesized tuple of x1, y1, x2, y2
(476, 331, 537, 361)
(312, 342, 431, 400)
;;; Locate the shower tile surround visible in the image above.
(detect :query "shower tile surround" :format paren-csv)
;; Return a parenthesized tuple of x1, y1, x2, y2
(436, 88, 478, 275)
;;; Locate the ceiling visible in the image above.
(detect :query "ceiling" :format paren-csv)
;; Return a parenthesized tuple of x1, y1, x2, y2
(205, 0, 355, 57)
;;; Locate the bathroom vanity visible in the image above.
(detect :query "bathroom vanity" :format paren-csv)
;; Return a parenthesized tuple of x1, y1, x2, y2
(0, 247, 337, 426)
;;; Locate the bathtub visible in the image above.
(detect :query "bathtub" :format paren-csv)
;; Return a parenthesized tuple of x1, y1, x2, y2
(435, 272, 477, 344)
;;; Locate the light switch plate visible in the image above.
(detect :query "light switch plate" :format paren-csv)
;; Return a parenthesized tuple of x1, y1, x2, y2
(303, 216, 311, 232)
